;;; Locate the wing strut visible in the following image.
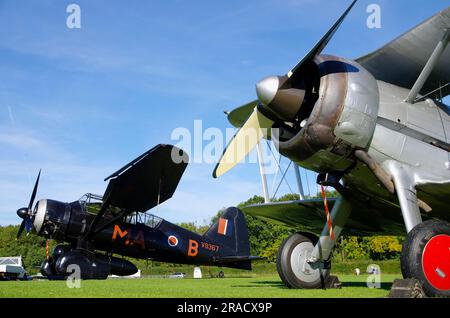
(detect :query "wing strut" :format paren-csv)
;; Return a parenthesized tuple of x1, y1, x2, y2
(82, 197, 115, 240)
(256, 142, 270, 203)
(405, 28, 450, 103)
(293, 164, 305, 200)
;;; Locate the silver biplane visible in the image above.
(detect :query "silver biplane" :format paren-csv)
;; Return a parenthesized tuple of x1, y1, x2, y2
(214, 1, 450, 297)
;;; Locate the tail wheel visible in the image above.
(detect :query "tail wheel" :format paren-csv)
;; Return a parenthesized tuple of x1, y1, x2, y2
(401, 220, 450, 297)
(277, 232, 330, 289)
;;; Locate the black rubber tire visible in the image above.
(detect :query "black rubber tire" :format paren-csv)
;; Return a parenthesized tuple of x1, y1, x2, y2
(276, 232, 330, 289)
(400, 219, 450, 298)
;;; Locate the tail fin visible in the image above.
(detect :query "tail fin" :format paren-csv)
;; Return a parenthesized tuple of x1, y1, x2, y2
(204, 207, 253, 270)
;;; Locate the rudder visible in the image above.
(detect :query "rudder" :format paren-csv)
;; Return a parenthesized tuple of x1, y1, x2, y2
(204, 207, 250, 258)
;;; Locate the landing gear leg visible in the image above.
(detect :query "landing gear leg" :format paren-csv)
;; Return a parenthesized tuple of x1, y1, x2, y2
(308, 195, 352, 264)
(386, 161, 422, 232)
(276, 195, 351, 289)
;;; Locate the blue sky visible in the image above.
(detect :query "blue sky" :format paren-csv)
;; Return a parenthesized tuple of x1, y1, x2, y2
(0, 0, 449, 225)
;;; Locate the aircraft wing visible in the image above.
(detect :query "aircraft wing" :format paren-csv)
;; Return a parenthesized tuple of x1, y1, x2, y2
(243, 199, 331, 232)
(356, 7, 450, 98)
(242, 197, 408, 236)
(102, 144, 188, 212)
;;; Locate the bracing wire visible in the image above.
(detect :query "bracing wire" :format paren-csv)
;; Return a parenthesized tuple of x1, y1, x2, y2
(266, 141, 294, 199)
(305, 169, 311, 197)
(269, 152, 281, 195)
(271, 161, 293, 200)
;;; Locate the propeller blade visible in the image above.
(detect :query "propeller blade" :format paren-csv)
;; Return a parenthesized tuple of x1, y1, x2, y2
(213, 107, 273, 178)
(28, 169, 41, 211)
(17, 220, 25, 239)
(287, 0, 357, 78)
(25, 218, 33, 233)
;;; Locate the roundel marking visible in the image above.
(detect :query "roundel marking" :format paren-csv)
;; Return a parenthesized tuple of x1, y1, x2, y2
(168, 235, 179, 247)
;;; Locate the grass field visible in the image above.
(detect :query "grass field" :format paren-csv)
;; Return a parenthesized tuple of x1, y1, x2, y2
(0, 274, 400, 298)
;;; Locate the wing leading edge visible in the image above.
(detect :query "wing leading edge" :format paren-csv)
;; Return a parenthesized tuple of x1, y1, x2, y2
(242, 197, 408, 236)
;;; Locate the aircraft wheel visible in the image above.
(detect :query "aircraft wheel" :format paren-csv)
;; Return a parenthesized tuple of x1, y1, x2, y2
(401, 220, 450, 297)
(277, 232, 329, 289)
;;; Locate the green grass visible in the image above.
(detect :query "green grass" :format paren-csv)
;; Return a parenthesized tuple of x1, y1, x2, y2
(128, 260, 401, 277)
(0, 274, 400, 298)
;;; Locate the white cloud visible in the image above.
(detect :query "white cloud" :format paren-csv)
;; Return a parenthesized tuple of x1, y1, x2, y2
(0, 131, 47, 150)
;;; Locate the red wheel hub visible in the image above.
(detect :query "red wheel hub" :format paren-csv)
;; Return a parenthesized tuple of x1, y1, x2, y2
(422, 234, 450, 291)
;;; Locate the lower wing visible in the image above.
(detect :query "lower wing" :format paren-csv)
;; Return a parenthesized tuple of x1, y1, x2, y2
(242, 197, 408, 236)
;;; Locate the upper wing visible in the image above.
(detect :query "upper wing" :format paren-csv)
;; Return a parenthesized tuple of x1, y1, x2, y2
(102, 144, 188, 212)
(84, 144, 188, 239)
(242, 197, 408, 236)
(356, 7, 450, 98)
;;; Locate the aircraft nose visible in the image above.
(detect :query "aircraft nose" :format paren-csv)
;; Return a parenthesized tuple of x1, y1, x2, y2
(256, 76, 279, 106)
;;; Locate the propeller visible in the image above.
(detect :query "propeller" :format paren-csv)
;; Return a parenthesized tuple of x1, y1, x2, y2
(16, 170, 41, 239)
(213, 107, 274, 178)
(213, 0, 357, 178)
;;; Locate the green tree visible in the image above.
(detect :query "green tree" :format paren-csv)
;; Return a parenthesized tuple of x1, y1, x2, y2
(177, 222, 209, 234)
(365, 236, 403, 260)
(334, 236, 369, 260)
(0, 225, 56, 274)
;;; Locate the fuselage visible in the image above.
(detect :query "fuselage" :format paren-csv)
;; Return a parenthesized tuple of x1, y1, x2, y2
(33, 198, 243, 269)
(348, 80, 450, 219)
(298, 77, 450, 221)
(93, 217, 224, 266)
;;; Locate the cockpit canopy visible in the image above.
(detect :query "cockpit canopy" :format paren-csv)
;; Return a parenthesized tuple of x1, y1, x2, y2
(78, 193, 104, 215)
(78, 193, 163, 229)
(124, 212, 163, 229)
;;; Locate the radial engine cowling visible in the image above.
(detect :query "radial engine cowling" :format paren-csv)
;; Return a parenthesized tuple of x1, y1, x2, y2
(272, 55, 379, 172)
